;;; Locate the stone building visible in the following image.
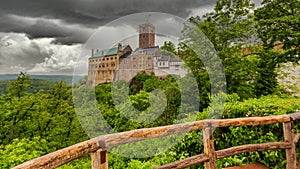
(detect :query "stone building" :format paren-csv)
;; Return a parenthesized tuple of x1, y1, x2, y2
(116, 46, 160, 81)
(153, 54, 186, 77)
(86, 44, 132, 86)
(115, 22, 161, 81)
(87, 22, 186, 87)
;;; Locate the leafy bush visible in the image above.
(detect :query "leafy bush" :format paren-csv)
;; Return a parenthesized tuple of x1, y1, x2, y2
(166, 94, 300, 169)
(0, 137, 49, 168)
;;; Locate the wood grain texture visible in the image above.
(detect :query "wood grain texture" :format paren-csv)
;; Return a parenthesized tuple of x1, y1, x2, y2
(12, 111, 300, 169)
(216, 142, 290, 159)
(203, 127, 216, 169)
(153, 154, 209, 169)
(223, 163, 269, 169)
(12, 137, 103, 169)
(283, 122, 297, 169)
(154, 142, 289, 169)
(293, 133, 300, 144)
(91, 149, 108, 169)
(289, 111, 300, 121)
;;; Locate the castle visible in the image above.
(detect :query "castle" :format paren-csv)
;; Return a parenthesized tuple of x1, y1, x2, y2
(86, 22, 185, 87)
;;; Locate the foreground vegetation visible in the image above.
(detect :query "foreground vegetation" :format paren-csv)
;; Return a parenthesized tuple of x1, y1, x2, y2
(1, 72, 300, 168)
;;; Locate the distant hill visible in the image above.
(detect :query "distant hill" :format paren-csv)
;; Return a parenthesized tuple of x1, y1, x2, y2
(0, 74, 85, 95)
(0, 74, 84, 84)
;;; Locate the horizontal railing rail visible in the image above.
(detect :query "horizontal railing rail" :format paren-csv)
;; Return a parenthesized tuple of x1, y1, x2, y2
(154, 142, 291, 169)
(12, 111, 300, 169)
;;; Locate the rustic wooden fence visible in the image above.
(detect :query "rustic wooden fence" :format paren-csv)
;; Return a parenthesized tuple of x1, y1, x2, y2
(12, 111, 300, 169)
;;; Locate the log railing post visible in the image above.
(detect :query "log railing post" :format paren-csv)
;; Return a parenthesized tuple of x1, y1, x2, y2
(283, 122, 297, 169)
(203, 123, 216, 169)
(91, 149, 108, 169)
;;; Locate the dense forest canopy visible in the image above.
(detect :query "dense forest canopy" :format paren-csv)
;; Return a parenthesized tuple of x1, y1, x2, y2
(1, 0, 299, 168)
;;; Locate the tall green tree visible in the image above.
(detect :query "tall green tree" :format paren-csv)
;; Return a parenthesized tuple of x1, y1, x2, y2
(8, 72, 31, 98)
(1, 72, 34, 143)
(254, 0, 300, 96)
(255, 0, 300, 60)
(0, 74, 87, 148)
(180, 0, 258, 103)
(160, 41, 176, 56)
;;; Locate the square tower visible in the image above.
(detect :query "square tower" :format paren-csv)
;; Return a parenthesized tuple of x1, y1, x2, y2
(139, 23, 155, 48)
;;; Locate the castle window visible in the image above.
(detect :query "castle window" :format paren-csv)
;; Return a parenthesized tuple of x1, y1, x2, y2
(106, 58, 109, 60)
(115, 57, 117, 59)
(111, 57, 113, 60)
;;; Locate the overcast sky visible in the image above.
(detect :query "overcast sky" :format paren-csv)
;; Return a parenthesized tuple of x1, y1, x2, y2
(0, 0, 263, 75)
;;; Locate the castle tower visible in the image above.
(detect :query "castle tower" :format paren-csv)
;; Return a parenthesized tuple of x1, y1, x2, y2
(139, 22, 155, 48)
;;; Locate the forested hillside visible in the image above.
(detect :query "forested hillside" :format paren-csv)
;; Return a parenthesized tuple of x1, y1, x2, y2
(1, 72, 300, 168)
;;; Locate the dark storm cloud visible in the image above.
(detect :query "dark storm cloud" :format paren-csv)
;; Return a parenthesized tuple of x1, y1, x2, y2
(0, 0, 222, 44)
(0, 14, 94, 44)
(0, 0, 217, 28)
(0, 0, 221, 44)
(0, 0, 264, 44)
(0, 0, 265, 45)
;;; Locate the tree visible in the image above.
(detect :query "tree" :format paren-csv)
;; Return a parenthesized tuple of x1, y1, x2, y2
(254, 0, 300, 96)
(180, 0, 257, 103)
(0, 77, 87, 148)
(8, 72, 31, 98)
(255, 0, 300, 61)
(160, 41, 176, 56)
(0, 73, 34, 143)
(188, 0, 256, 51)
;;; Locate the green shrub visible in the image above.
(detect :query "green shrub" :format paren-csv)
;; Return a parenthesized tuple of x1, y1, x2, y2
(0, 137, 49, 168)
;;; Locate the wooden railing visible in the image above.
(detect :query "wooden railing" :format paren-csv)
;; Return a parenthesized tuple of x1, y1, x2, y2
(12, 111, 300, 169)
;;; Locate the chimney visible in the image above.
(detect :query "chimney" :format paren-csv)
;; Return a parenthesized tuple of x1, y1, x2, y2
(118, 43, 122, 52)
